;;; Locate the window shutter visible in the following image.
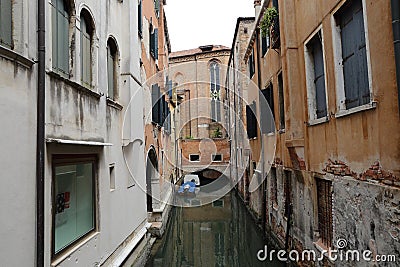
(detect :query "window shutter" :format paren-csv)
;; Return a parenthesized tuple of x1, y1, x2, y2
(151, 84, 160, 123)
(81, 17, 92, 87)
(107, 47, 114, 99)
(52, 3, 58, 69)
(149, 25, 154, 57)
(339, 0, 369, 109)
(278, 73, 285, 130)
(261, 86, 275, 134)
(56, 2, 69, 75)
(138, 1, 143, 36)
(158, 87, 163, 125)
(311, 36, 327, 118)
(154, 28, 158, 59)
(261, 35, 268, 56)
(246, 102, 257, 139)
(155, 0, 160, 17)
(0, 0, 12, 48)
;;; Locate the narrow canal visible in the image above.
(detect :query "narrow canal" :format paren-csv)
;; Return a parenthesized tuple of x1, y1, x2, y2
(143, 191, 286, 267)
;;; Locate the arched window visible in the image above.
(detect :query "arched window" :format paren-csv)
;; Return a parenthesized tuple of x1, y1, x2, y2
(51, 0, 70, 75)
(107, 38, 118, 100)
(0, 0, 12, 48)
(80, 10, 94, 87)
(210, 61, 221, 122)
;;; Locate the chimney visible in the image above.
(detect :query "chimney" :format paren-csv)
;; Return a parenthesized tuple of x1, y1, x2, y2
(254, 0, 261, 18)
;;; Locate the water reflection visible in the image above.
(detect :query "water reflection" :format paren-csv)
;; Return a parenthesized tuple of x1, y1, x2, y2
(144, 191, 285, 267)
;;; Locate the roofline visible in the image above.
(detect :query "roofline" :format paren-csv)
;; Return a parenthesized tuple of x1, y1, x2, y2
(227, 17, 255, 68)
(169, 46, 231, 60)
(244, 0, 272, 61)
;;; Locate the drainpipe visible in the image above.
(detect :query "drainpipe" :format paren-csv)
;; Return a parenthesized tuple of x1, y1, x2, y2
(36, 0, 46, 265)
(391, 0, 400, 115)
(255, 28, 267, 234)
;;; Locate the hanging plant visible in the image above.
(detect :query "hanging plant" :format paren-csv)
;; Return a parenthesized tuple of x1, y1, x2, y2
(260, 7, 278, 38)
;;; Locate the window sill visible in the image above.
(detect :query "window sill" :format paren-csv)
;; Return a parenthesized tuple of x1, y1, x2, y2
(0, 45, 35, 69)
(106, 97, 123, 110)
(307, 116, 329, 127)
(51, 231, 100, 266)
(47, 70, 102, 99)
(335, 101, 377, 119)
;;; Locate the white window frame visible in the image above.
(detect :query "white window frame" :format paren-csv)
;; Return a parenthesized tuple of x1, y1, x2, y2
(331, 0, 375, 118)
(304, 26, 329, 126)
(189, 154, 200, 162)
(211, 154, 223, 162)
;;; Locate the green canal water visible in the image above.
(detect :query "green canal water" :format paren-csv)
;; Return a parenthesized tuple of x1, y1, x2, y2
(144, 191, 286, 267)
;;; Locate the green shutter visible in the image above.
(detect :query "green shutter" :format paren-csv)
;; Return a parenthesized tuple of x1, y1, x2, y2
(138, 1, 143, 35)
(149, 26, 154, 57)
(54, 0, 69, 74)
(154, 28, 158, 59)
(0, 0, 12, 48)
(107, 47, 114, 99)
(52, 3, 58, 69)
(81, 17, 91, 87)
(155, 0, 160, 18)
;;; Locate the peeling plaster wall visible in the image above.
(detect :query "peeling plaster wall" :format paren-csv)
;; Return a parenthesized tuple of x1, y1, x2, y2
(334, 177, 400, 267)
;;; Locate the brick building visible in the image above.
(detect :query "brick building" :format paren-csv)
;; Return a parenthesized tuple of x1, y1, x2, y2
(169, 45, 231, 179)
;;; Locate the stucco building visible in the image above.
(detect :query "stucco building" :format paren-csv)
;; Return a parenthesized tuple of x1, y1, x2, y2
(227, 0, 400, 265)
(0, 0, 151, 266)
(140, 0, 177, 236)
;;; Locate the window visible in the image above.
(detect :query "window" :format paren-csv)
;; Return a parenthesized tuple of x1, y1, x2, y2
(261, 84, 275, 134)
(149, 24, 158, 59)
(270, 0, 280, 49)
(334, 0, 370, 110)
(305, 30, 328, 121)
(80, 11, 93, 87)
(0, 0, 12, 48)
(107, 38, 118, 100)
(151, 84, 161, 124)
(109, 164, 115, 190)
(316, 178, 333, 247)
(151, 84, 170, 130)
(52, 155, 96, 256)
(283, 170, 291, 218)
(210, 61, 221, 122)
(248, 51, 255, 78)
(213, 199, 224, 207)
(261, 33, 270, 56)
(278, 73, 285, 130)
(246, 101, 257, 139)
(270, 167, 277, 206)
(212, 154, 223, 162)
(51, 0, 70, 75)
(189, 154, 200, 162)
(138, 0, 143, 37)
(154, 0, 160, 18)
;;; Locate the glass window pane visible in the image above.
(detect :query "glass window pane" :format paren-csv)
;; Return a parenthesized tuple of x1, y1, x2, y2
(54, 162, 94, 254)
(0, 0, 12, 48)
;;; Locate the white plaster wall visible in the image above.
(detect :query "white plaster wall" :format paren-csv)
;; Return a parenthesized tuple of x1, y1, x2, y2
(0, 0, 38, 265)
(44, 0, 147, 266)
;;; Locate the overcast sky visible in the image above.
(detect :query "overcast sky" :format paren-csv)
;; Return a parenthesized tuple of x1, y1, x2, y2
(164, 0, 255, 52)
